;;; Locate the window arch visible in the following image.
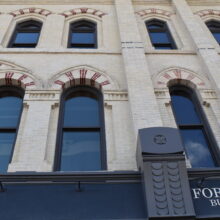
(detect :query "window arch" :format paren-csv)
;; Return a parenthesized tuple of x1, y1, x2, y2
(0, 86, 24, 172)
(55, 86, 106, 171)
(68, 20, 97, 48)
(8, 20, 42, 48)
(146, 19, 176, 50)
(169, 86, 220, 168)
(206, 20, 220, 44)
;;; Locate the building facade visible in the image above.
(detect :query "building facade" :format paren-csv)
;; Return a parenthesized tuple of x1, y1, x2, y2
(0, 0, 220, 219)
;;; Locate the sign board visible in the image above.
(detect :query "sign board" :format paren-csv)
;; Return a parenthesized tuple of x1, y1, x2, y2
(190, 179, 220, 218)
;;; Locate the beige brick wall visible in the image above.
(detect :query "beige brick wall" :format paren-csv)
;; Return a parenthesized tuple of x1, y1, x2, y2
(0, 0, 218, 171)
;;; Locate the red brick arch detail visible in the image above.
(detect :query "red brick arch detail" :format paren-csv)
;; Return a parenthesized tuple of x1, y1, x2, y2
(53, 68, 111, 90)
(60, 8, 107, 18)
(0, 71, 36, 89)
(9, 8, 52, 17)
(156, 69, 206, 88)
(195, 9, 220, 18)
(136, 8, 174, 18)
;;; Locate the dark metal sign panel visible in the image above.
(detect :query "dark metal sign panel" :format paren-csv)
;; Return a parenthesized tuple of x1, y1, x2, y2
(190, 179, 220, 219)
(0, 182, 147, 220)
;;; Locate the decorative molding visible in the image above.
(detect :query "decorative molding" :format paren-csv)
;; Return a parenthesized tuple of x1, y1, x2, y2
(195, 9, 220, 18)
(60, 8, 107, 19)
(24, 91, 60, 101)
(51, 66, 117, 90)
(104, 91, 128, 101)
(0, 71, 36, 89)
(0, 60, 28, 71)
(154, 89, 169, 99)
(9, 8, 52, 17)
(136, 8, 174, 18)
(154, 68, 208, 89)
(201, 90, 218, 99)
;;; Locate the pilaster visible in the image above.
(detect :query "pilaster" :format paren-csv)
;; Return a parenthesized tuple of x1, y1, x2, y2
(114, 0, 162, 135)
(0, 14, 13, 48)
(8, 91, 60, 172)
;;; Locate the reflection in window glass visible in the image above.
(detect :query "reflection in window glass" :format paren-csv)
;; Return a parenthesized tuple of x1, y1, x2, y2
(180, 129, 215, 167)
(61, 131, 101, 171)
(150, 32, 170, 44)
(71, 33, 94, 44)
(170, 87, 216, 168)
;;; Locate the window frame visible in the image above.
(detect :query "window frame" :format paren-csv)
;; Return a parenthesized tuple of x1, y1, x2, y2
(0, 86, 24, 171)
(54, 86, 107, 171)
(169, 85, 220, 167)
(68, 20, 97, 49)
(206, 20, 220, 45)
(145, 19, 177, 50)
(8, 20, 42, 48)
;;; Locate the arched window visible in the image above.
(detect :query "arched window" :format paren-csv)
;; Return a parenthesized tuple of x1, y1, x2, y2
(146, 19, 176, 50)
(0, 86, 24, 172)
(8, 20, 42, 48)
(68, 20, 97, 48)
(170, 86, 219, 168)
(55, 86, 106, 171)
(206, 20, 220, 44)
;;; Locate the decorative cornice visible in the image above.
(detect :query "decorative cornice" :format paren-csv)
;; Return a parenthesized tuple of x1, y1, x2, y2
(195, 9, 220, 18)
(9, 7, 52, 17)
(60, 8, 107, 18)
(136, 8, 174, 18)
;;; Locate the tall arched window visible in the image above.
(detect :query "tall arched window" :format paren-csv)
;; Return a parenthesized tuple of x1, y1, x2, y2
(0, 86, 24, 172)
(170, 86, 219, 168)
(8, 20, 42, 48)
(68, 20, 97, 48)
(146, 19, 176, 50)
(55, 86, 106, 171)
(206, 20, 220, 45)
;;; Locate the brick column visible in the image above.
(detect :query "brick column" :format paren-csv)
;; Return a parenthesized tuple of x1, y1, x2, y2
(0, 14, 13, 48)
(172, 0, 220, 96)
(114, 0, 162, 135)
(8, 91, 59, 172)
(38, 14, 65, 48)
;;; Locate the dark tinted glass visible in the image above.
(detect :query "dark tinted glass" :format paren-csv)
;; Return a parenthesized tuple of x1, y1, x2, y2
(150, 32, 170, 44)
(15, 33, 39, 44)
(0, 96, 22, 128)
(180, 129, 215, 167)
(64, 96, 99, 127)
(71, 33, 94, 44)
(171, 94, 201, 125)
(60, 131, 101, 171)
(0, 132, 16, 172)
(213, 33, 220, 43)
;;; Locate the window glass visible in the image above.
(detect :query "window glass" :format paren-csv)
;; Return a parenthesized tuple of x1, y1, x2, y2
(213, 33, 220, 43)
(150, 32, 170, 44)
(180, 129, 215, 167)
(146, 19, 176, 50)
(61, 131, 101, 171)
(0, 96, 22, 128)
(206, 20, 220, 44)
(64, 96, 99, 127)
(0, 133, 16, 172)
(71, 33, 95, 44)
(171, 94, 200, 125)
(69, 21, 97, 48)
(170, 87, 216, 168)
(14, 33, 39, 44)
(8, 20, 42, 48)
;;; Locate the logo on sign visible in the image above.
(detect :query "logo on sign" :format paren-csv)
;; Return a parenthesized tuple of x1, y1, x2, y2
(153, 135, 167, 145)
